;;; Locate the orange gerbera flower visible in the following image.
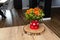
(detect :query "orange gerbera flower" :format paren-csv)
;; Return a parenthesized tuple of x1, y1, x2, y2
(26, 10, 30, 14)
(34, 7, 40, 11)
(34, 11, 40, 16)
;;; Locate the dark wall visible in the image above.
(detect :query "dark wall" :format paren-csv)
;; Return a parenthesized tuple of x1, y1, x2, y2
(13, 0, 22, 9)
(44, 0, 52, 18)
(29, 0, 37, 8)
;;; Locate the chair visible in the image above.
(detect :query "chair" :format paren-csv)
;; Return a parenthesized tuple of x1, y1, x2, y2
(0, 0, 11, 14)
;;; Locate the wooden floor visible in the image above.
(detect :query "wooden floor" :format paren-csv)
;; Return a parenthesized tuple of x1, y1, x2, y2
(0, 8, 60, 37)
(43, 8, 60, 37)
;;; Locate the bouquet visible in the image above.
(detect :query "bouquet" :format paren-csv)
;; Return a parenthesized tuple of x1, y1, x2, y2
(25, 7, 44, 21)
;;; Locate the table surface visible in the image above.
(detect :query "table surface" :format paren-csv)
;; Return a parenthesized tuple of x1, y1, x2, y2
(0, 23, 60, 40)
(0, 0, 7, 3)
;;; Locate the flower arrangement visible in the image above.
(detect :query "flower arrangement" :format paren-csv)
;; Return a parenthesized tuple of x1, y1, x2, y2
(25, 7, 45, 21)
(25, 7, 45, 30)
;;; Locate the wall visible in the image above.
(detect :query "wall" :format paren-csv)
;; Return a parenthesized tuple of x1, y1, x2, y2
(52, 0, 60, 8)
(22, 0, 29, 9)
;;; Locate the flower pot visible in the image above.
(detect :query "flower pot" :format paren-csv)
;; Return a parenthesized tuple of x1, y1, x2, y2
(30, 20, 39, 30)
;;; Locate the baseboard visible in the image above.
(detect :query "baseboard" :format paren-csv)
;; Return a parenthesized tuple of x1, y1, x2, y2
(51, 6, 60, 8)
(43, 17, 51, 21)
(22, 7, 29, 9)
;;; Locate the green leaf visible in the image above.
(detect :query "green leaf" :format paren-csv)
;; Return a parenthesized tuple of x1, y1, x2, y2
(25, 14, 29, 19)
(29, 13, 33, 16)
(42, 12, 45, 16)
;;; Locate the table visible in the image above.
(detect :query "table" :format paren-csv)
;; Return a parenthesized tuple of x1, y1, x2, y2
(0, 23, 60, 40)
(0, 0, 7, 3)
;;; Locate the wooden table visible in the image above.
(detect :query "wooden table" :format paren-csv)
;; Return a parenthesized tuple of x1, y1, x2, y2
(0, 23, 60, 40)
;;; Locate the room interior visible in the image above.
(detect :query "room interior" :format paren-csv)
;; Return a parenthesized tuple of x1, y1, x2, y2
(0, 0, 60, 40)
